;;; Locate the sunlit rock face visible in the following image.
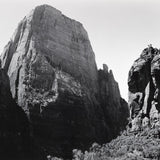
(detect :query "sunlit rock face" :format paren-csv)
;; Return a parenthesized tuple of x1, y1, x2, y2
(1, 5, 128, 158)
(128, 45, 160, 131)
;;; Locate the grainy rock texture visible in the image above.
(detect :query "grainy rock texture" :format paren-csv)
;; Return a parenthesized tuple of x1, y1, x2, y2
(1, 5, 128, 158)
(128, 45, 160, 131)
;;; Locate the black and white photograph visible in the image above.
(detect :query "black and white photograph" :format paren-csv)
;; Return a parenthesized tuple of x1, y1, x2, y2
(0, 0, 160, 159)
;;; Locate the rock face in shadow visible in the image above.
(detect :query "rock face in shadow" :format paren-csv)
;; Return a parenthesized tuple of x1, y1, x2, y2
(99, 64, 129, 139)
(0, 64, 46, 160)
(0, 65, 30, 159)
(128, 45, 160, 131)
(1, 5, 129, 158)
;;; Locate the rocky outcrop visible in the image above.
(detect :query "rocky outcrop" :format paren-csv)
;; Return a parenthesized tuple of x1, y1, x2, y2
(128, 45, 160, 131)
(1, 5, 128, 158)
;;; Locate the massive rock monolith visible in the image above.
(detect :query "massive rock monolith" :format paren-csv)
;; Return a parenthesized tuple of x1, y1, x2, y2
(1, 5, 128, 158)
(128, 45, 160, 131)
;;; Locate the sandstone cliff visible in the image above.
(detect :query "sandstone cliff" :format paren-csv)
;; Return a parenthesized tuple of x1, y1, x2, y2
(1, 5, 128, 158)
(128, 45, 160, 131)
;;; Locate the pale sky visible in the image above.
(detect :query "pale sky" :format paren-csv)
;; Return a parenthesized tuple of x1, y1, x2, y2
(0, 0, 160, 100)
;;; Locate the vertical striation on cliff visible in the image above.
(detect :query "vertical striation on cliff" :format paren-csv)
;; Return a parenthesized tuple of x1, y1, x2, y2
(1, 4, 128, 158)
(0, 61, 31, 159)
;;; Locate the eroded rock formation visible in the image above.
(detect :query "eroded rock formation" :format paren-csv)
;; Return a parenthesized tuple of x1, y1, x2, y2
(128, 45, 160, 131)
(1, 5, 128, 158)
(98, 64, 129, 139)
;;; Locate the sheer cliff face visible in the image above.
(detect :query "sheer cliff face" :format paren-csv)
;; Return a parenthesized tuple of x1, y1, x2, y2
(1, 5, 128, 158)
(0, 67, 30, 159)
(128, 46, 160, 131)
(1, 5, 97, 108)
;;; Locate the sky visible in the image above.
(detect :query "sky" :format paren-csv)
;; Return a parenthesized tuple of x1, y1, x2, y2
(0, 0, 160, 100)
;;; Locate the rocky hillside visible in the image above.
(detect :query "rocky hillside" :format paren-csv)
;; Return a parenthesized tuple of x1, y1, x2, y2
(128, 45, 160, 131)
(0, 5, 128, 158)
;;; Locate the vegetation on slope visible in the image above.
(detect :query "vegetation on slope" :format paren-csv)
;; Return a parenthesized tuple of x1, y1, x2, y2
(71, 127, 160, 160)
(50, 127, 160, 160)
